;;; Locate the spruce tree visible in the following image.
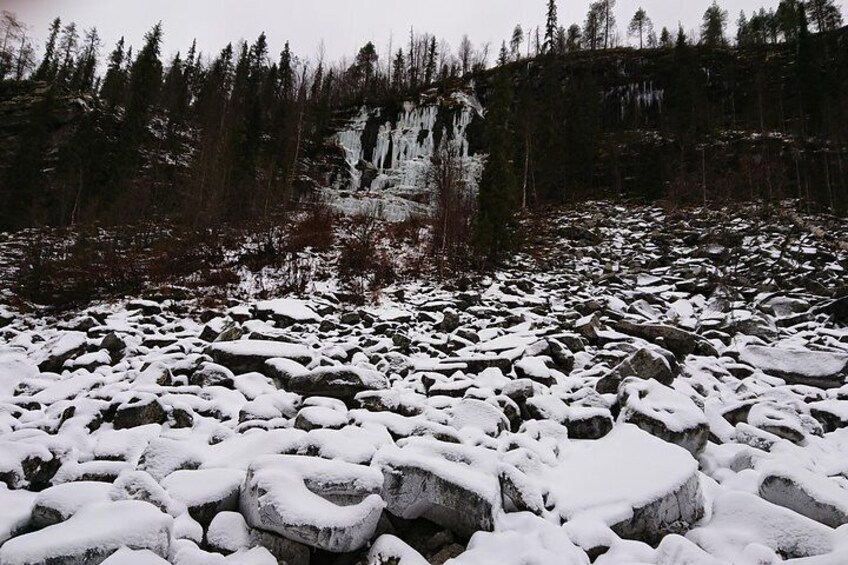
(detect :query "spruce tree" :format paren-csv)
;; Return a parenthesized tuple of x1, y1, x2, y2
(424, 37, 437, 84)
(34, 18, 61, 82)
(544, 0, 558, 53)
(510, 25, 524, 60)
(476, 70, 517, 263)
(100, 37, 126, 109)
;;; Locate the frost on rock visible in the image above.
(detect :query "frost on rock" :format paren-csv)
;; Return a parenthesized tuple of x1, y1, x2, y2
(0, 500, 173, 565)
(240, 454, 385, 553)
(544, 424, 704, 544)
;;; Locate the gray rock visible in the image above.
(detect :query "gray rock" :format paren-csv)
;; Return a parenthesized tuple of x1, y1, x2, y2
(241, 455, 385, 553)
(376, 441, 500, 538)
(207, 340, 315, 376)
(287, 366, 388, 402)
(614, 320, 718, 358)
(759, 467, 848, 528)
(113, 397, 167, 430)
(597, 347, 677, 394)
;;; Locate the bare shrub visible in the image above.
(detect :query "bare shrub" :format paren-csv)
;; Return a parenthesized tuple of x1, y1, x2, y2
(337, 203, 395, 303)
(428, 143, 477, 273)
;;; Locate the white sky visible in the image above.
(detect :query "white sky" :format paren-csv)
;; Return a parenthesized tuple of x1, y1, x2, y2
(7, 0, 847, 66)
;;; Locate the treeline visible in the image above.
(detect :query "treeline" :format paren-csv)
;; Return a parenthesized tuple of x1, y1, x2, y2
(0, 0, 846, 246)
(0, 12, 495, 231)
(473, 0, 848, 257)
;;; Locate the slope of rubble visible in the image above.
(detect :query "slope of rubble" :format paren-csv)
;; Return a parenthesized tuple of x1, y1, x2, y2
(0, 201, 847, 565)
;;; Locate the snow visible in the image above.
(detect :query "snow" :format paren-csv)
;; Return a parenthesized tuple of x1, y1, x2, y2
(0, 486, 35, 544)
(0, 500, 173, 564)
(445, 513, 589, 565)
(544, 424, 699, 524)
(0, 201, 847, 562)
(162, 468, 244, 508)
(687, 491, 837, 560)
(254, 298, 320, 322)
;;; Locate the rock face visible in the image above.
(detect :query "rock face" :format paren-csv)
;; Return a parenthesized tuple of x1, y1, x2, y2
(0, 500, 173, 565)
(375, 439, 501, 538)
(240, 455, 385, 553)
(545, 425, 704, 545)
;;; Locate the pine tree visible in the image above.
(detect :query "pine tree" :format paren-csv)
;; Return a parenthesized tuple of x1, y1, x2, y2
(738, 12, 750, 45)
(701, 1, 729, 47)
(476, 70, 517, 262)
(566, 25, 582, 51)
(55, 22, 78, 87)
(279, 42, 293, 101)
(544, 0, 558, 53)
(628, 8, 653, 49)
(70, 27, 99, 92)
(584, 3, 604, 51)
(806, 0, 843, 32)
(34, 18, 61, 82)
(601, 0, 618, 49)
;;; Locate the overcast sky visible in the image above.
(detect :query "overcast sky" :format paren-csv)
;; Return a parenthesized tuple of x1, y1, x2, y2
(7, 0, 847, 66)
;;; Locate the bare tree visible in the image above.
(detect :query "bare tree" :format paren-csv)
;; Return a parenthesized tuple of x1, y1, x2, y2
(428, 143, 474, 270)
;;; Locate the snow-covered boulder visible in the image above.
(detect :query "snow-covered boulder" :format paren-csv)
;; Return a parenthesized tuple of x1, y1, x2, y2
(253, 299, 321, 325)
(208, 511, 251, 554)
(525, 395, 613, 439)
(240, 454, 385, 553)
(32, 331, 87, 373)
(445, 512, 589, 565)
(287, 366, 388, 402)
(162, 468, 245, 526)
(597, 347, 676, 394)
(0, 486, 35, 544)
(758, 465, 848, 528)
(544, 424, 704, 544)
(207, 340, 315, 375)
(738, 345, 848, 389)
(31, 481, 113, 529)
(375, 438, 501, 537)
(0, 500, 173, 565)
(619, 379, 710, 456)
(368, 535, 430, 565)
(687, 491, 837, 560)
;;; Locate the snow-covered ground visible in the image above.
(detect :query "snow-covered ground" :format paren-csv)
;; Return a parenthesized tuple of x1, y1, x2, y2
(0, 201, 847, 565)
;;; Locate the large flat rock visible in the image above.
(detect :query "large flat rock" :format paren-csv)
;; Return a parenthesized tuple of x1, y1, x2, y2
(738, 345, 848, 389)
(544, 424, 703, 544)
